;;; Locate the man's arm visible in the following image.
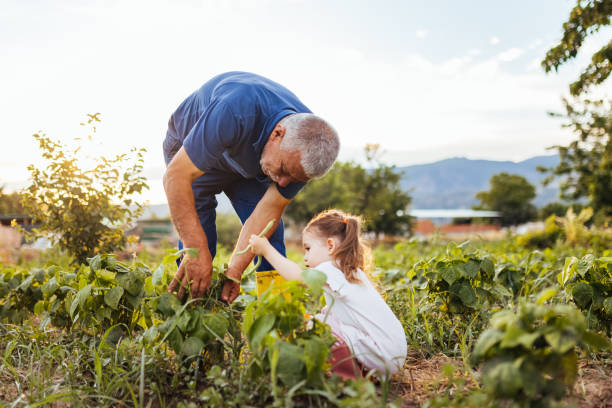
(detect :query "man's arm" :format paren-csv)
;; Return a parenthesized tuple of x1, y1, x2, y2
(163, 147, 212, 299)
(221, 184, 291, 302)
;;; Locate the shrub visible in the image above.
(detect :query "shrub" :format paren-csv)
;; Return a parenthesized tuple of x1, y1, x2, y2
(516, 215, 563, 249)
(558, 254, 612, 335)
(15, 114, 148, 263)
(471, 302, 610, 406)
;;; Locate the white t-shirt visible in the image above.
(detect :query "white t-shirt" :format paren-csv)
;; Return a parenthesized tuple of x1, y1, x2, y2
(313, 261, 407, 376)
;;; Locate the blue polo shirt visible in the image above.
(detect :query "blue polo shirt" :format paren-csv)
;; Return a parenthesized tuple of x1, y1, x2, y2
(163, 71, 311, 199)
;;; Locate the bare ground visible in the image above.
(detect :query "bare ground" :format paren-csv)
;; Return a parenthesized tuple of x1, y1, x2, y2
(392, 350, 612, 408)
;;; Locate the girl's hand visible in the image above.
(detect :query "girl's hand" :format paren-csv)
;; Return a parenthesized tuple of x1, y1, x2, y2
(248, 234, 270, 256)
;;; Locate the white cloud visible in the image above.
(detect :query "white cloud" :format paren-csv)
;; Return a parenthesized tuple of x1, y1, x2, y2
(468, 48, 481, 56)
(490, 36, 500, 45)
(528, 38, 543, 49)
(526, 57, 542, 72)
(497, 47, 525, 62)
(416, 29, 428, 38)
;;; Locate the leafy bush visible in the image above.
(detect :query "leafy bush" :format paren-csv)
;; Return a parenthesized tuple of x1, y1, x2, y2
(15, 114, 148, 263)
(516, 215, 563, 249)
(471, 302, 611, 406)
(243, 269, 335, 391)
(558, 254, 612, 335)
(0, 265, 44, 323)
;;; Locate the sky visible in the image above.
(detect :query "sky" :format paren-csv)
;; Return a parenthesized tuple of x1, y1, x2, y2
(1, 0, 611, 204)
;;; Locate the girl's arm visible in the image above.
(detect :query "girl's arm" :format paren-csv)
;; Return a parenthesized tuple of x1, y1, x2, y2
(248, 235, 304, 282)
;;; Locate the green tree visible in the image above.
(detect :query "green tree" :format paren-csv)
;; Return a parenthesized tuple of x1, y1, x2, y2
(475, 172, 537, 226)
(0, 186, 24, 215)
(540, 99, 612, 223)
(285, 144, 412, 237)
(539, 201, 585, 220)
(16, 114, 149, 263)
(541, 0, 612, 224)
(542, 0, 612, 96)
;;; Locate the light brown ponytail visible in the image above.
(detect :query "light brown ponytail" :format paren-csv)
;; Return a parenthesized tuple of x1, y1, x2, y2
(305, 209, 372, 283)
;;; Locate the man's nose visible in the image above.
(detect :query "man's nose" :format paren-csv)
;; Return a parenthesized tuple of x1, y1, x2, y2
(277, 176, 291, 187)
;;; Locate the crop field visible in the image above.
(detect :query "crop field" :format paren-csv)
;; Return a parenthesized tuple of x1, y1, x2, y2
(0, 236, 610, 408)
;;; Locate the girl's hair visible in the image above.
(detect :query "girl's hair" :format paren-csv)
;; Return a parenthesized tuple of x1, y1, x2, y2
(304, 209, 372, 283)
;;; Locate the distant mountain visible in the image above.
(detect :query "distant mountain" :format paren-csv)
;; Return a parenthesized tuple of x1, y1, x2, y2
(398, 155, 560, 209)
(141, 155, 562, 219)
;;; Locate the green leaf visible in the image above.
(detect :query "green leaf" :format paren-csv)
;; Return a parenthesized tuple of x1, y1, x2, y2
(32, 268, 45, 282)
(248, 314, 276, 348)
(180, 336, 204, 358)
(124, 293, 141, 309)
(576, 254, 594, 277)
(463, 260, 480, 278)
(167, 328, 184, 353)
(116, 272, 144, 296)
(156, 293, 182, 317)
(302, 337, 328, 382)
(34, 300, 46, 315)
(441, 265, 460, 286)
(603, 297, 612, 317)
(481, 359, 523, 398)
(480, 258, 495, 277)
(152, 264, 164, 286)
(302, 268, 327, 298)
(559, 257, 578, 286)
(545, 330, 578, 353)
(41, 277, 59, 297)
(70, 284, 91, 319)
(571, 282, 594, 309)
(276, 342, 305, 386)
(471, 329, 504, 361)
(450, 281, 477, 307)
(489, 310, 517, 330)
(500, 325, 540, 349)
(103, 325, 125, 347)
(536, 288, 558, 305)
(88, 255, 102, 272)
(581, 330, 612, 350)
(96, 268, 115, 282)
(176, 311, 191, 333)
(18, 275, 33, 292)
(104, 286, 124, 310)
(203, 313, 229, 339)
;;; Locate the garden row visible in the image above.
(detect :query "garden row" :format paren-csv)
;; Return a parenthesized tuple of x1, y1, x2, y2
(1, 241, 611, 407)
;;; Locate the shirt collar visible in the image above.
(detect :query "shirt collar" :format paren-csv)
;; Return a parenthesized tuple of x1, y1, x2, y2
(253, 109, 297, 156)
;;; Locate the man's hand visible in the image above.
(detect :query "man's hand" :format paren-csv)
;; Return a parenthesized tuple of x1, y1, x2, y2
(168, 250, 213, 300)
(221, 265, 242, 303)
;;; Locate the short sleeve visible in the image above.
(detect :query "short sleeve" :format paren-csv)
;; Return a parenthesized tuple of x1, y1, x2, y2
(183, 100, 238, 172)
(277, 181, 307, 200)
(313, 262, 348, 296)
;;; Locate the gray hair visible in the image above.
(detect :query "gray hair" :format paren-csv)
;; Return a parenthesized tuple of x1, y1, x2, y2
(279, 113, 340, 178)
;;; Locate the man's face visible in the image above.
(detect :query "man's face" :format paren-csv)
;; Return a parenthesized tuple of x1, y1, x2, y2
(260, 126, 309, 187)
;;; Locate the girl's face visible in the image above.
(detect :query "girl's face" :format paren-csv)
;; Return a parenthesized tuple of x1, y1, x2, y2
(302, 229, 335, 268)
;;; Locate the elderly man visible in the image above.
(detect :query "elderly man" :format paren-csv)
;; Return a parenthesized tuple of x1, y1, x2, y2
(163, 71, 339, 303)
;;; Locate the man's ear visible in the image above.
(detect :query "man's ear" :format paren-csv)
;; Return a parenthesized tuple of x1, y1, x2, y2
(272, 124, 286, 141)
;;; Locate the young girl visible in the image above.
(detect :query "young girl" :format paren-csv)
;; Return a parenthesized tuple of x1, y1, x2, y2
(248, 209, 407, 379)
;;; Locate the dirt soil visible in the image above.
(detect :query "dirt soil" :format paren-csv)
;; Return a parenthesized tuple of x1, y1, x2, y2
(392, 350, 612, 407)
